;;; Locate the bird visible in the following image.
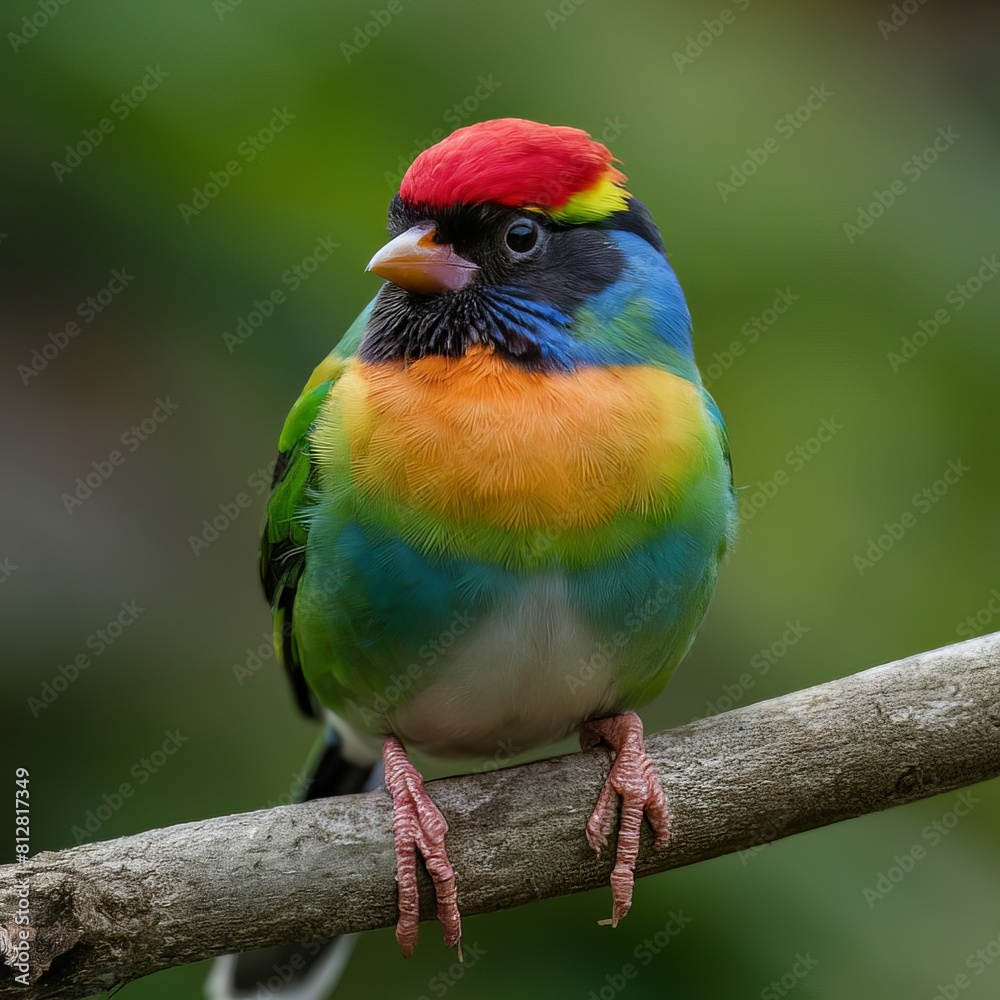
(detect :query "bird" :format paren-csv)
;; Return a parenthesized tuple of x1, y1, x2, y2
(208, 117, 736, 999)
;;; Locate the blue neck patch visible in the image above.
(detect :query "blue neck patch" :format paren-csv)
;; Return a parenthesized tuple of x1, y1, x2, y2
(487, 232, 698, 380)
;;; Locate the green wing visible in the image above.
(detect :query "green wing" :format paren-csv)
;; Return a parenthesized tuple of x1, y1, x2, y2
(258, 306, 370, 717)
(699, 385, 738, 552)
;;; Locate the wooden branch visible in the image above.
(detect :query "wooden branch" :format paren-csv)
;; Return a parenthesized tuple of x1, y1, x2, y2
(4, 633, 1000, 1000)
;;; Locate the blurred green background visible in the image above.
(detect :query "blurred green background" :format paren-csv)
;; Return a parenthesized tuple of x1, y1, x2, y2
(4, 0, 1000, 997)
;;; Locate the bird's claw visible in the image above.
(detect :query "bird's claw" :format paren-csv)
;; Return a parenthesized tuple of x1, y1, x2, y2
(581, 711, 670, 926)
(382, 736, 462, 956)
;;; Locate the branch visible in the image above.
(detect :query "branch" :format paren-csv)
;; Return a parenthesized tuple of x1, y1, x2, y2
(4, 633, 1000, 999)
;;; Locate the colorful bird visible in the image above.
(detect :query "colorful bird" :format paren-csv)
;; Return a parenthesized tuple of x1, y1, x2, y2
(212, 117, 735, 998)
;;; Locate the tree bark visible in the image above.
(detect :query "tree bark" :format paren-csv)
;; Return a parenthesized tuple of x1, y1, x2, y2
(3, 632, 1000, 1000)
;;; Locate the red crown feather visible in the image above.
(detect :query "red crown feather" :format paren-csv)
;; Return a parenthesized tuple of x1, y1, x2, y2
(399, 118, 627, 218)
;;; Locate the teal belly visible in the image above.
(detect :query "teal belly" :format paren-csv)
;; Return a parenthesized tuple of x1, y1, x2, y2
(293, 515, 722, 757)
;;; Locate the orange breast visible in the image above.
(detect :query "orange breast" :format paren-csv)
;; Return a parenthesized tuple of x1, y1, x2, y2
(316, 345, 708, 532)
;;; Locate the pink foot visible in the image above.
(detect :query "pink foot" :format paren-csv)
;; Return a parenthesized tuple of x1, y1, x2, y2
(580, 711, 670, 927)
(382, 736, 462, 957)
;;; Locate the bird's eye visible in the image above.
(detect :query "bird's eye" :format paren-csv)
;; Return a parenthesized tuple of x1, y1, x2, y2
(505, 219, 540, 255)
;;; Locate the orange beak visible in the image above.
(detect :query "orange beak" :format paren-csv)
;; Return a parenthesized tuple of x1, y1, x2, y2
(366, 222, 479, 295)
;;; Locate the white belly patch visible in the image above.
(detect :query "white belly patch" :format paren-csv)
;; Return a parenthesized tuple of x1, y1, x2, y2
(391, 574, 617, 758)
